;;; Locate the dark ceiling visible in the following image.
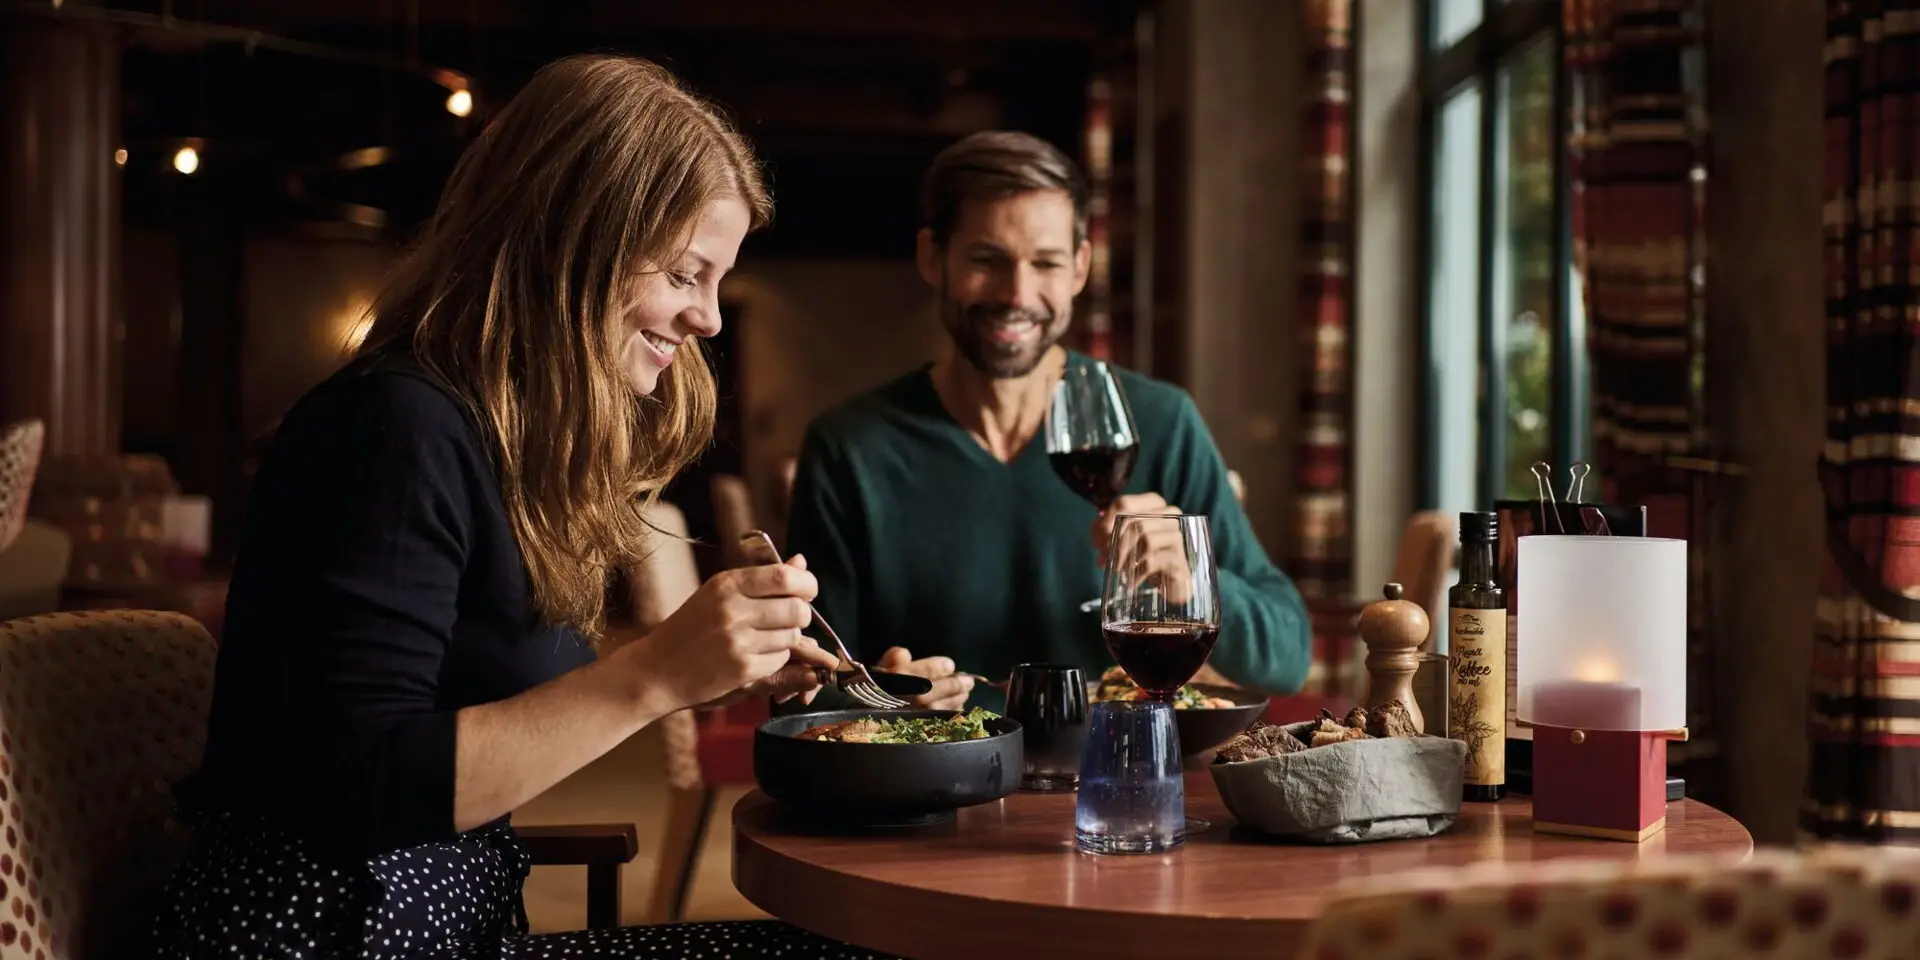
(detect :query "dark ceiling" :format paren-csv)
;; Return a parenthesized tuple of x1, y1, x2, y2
(90, 0, 1128, 257)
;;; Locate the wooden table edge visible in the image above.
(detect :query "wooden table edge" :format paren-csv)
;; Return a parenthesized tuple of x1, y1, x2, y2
(731, 791, 1753, 960)
(731, 795, 1297, 960)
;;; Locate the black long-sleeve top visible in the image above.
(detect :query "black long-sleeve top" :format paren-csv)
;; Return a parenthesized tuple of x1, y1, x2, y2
(177, 350, 595, 858)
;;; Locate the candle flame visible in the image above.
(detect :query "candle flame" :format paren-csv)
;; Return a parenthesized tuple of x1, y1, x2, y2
(1573, 659, 1620, 683)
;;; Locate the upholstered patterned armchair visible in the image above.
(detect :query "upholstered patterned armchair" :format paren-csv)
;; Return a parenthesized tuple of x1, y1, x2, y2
(0, 421, 67, 622)
(0, 609, 639, 958)
(0, 610, 215, 959)
(1299, 845, 1920, 960)
(0, 421, 44, 555)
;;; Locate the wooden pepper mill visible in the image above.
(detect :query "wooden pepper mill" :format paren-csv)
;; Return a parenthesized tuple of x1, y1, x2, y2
(1359, 582, 1432, 733)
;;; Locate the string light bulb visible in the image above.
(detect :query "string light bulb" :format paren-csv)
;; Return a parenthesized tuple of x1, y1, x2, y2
(113, 148, 127, 167)
(445, 88, 473, 118)
(172, 145, 200, 175)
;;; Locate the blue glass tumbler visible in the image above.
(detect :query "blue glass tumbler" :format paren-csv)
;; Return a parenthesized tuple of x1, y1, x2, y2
(1073, 700, 1184, 855)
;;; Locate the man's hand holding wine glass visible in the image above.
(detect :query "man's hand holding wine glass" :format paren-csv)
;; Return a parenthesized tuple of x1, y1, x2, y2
(1092, 493, 1195, 605)
(1090, 492, 1180, 566)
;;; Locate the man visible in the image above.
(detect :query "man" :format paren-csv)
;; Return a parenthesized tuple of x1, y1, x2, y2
(785, 130, 1310, 710)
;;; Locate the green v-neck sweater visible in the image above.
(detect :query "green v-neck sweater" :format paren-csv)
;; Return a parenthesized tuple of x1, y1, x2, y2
(785, 352, 1311, 710)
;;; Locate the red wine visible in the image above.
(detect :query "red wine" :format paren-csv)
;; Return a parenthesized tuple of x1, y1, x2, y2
(1050, 444, 1139, 509)
(1102, 621, 1221, 697)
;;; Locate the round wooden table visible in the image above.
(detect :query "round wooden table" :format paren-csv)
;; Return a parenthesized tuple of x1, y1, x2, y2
(733, 772, 1752, 960)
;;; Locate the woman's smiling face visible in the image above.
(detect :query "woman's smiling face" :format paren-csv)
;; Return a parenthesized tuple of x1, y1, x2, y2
(618, 196, 751, 396)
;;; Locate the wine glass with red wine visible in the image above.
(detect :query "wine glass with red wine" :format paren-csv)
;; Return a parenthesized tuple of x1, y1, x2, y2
(1046, 362, 1139, 613)
(1046, 362, 1139, 510)
(1101, 512, 1221, 833)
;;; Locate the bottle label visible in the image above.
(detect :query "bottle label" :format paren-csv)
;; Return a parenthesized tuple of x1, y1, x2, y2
(1504, 611, 1530, 740)
(1447, 607, 1507, 787)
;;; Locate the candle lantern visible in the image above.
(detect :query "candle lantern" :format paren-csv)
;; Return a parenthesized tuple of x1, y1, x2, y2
(1517, 536, 1687, 842)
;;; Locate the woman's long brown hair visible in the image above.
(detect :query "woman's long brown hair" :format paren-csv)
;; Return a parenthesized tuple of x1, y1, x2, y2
(355, 54, 770, 636)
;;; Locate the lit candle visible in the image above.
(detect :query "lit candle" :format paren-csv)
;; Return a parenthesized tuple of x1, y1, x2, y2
(1516, 536, 1686, 735)
(1517, 536, 1687, 842)
(1532, 679, 1640, 731)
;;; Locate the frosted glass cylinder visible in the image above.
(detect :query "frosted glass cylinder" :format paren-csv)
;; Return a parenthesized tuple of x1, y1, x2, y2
(1516, 536, 1686, 731)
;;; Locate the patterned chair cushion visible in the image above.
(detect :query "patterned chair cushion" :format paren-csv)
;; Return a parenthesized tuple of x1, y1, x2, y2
(0, 610, 216, 959)
(1300, 845, 1920, 960)
(0, 422, 45, 556)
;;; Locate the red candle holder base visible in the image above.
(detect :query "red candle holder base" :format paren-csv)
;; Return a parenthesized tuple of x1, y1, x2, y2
(1530, 724, 1667, 843)
(1534, 817, 1665, 843)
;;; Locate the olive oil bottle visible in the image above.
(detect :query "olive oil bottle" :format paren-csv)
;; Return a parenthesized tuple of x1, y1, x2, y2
(1447, 511, 1506, 802)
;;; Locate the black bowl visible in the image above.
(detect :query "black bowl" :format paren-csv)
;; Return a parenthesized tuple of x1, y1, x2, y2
(754, 709, 1024, 826)
(1174, 684, 1271, 755)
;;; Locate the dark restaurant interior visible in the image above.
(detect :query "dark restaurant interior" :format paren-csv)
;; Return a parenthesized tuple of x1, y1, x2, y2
(0, 0, 1908, 955)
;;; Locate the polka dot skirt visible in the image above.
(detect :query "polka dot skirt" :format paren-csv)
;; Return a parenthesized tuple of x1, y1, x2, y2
(152, 812, 895, 958)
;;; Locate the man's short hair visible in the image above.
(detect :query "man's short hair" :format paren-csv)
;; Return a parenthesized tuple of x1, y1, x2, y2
(920, 130, 1089, 247)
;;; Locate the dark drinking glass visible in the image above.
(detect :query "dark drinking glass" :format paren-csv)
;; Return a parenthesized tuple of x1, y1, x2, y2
(1046, 362, 1139, 510)
(1004, 663, 1090, 792)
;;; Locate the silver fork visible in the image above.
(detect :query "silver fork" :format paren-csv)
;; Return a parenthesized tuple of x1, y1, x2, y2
(737, 530, 909, 710)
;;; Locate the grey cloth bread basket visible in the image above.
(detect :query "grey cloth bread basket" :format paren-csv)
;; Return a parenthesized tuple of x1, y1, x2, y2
(1210, 720, 1468, 844)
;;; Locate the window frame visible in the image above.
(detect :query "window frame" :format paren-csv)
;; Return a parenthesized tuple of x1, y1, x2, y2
(1415, 0, 1582, 510)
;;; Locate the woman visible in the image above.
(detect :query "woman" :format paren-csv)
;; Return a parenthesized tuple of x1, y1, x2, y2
(154, 54, 891, 958)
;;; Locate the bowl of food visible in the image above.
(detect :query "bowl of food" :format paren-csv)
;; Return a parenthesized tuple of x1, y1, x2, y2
(754, 707, 1023, 826)
(1209, 701, 1467, 843)
(1090, 666, 1270, 757)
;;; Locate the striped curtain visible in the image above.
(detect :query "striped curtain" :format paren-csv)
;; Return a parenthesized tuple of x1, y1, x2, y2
(1292, 0, 1354, 602)
(1805, 0, 1920, 844)
(1566, 0, 1702, 464)
(1563, 0, 1720, 793)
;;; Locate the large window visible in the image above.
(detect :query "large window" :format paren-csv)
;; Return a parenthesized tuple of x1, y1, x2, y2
(1419, 0, 1585, 514)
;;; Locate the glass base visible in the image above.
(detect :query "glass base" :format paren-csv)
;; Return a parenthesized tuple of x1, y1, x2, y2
(1076, 830, 1185, 855)
(1181, 816, 1211, 835)
(1020, 774, 1080, 793)
(1463, 783, 1506, 803)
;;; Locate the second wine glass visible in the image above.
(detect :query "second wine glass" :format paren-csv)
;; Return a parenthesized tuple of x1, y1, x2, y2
(1046, 361, 1139, 510)
(1102, 512, 1222, 836)
(1100, 513, 1222, 700)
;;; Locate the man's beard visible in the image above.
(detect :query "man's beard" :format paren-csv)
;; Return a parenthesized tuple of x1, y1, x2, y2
(938, 286, 1071, 380)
